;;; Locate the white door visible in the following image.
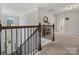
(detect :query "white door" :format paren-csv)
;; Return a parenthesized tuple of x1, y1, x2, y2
(59, 19, 65, 32)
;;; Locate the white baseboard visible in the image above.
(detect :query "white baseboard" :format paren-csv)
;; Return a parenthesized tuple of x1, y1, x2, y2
(55, 32, 79, 37)
(41, 38, 51, 46)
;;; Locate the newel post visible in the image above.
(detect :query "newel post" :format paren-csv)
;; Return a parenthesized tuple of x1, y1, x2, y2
(52, 24, 55, 41)
(0, 21, 2, 55)
(38, 23, 42, 51)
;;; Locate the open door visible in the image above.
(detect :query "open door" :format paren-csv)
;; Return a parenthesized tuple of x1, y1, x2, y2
(58, 18, 65, 32)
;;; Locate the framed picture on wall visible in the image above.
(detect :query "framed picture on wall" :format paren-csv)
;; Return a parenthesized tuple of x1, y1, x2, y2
(7, 19, 13, 26)
(6, 16, 13, 26)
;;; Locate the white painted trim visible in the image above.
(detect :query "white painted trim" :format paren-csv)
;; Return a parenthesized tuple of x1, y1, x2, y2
(65, 32, 79, 34)
(55, 32, 79, 37)
(35, 38, 51, 55)
(64, 32, 79, 36)
(41, 38, 51, 46)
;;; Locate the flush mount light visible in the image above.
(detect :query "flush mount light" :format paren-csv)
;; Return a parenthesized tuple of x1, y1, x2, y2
(67, 6, 73, 9)
(65, 6, 73, 10)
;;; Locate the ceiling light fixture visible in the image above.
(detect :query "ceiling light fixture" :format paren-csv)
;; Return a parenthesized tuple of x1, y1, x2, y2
(65, 6, 73, 10)
(67, 6, 73, 9)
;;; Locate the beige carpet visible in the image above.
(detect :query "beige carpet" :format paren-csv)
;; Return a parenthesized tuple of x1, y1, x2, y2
(37, 32, 79, 55)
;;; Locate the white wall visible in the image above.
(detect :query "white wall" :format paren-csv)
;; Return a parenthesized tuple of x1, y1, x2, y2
(1, 15, 19, 26)
(19, 7, 56, 25)
(38, 7, 55, 25)
(57, 10, 79, 34)
(1, 8, 19, 26)
(38, 7, 56, 35)
(0, 5, 1, 26)
(19, 8, 38, 25)
(0, 4, 2, 17)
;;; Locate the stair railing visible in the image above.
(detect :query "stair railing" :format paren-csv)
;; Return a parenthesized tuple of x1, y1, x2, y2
(0, 22, 55, 55)
(0, 23, 41, 55)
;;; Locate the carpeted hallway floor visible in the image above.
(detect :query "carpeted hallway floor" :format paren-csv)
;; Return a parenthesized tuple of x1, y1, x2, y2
(37, 32, 79, 55)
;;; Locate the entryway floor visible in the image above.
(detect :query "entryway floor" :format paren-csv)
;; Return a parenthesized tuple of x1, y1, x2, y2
(37, 32, 79, 55)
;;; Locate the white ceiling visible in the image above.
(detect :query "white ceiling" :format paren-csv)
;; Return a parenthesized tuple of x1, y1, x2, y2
(1, 3, 79, 15)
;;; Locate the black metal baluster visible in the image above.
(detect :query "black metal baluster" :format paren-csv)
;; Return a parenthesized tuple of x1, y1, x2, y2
(5, 29, 7, 55)
(11, 29, 13, 54)
(20, 45, 22, 55)
(28, 28, 29, 55)
(24, 28, 26, 55)
(52, 24, 55, 41)
(38, 23, 42, 51)
(20, 29, 22, 55)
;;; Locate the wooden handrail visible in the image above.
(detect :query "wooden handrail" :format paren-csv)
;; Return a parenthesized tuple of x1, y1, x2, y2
(1, 25, 38, 29)
(41, 25, 53, 26)
(1, 25, 53, 29)
(41, 25, 53, 28)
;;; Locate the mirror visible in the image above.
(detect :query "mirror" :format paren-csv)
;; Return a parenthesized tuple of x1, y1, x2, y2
(43, 16, 48, 23)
